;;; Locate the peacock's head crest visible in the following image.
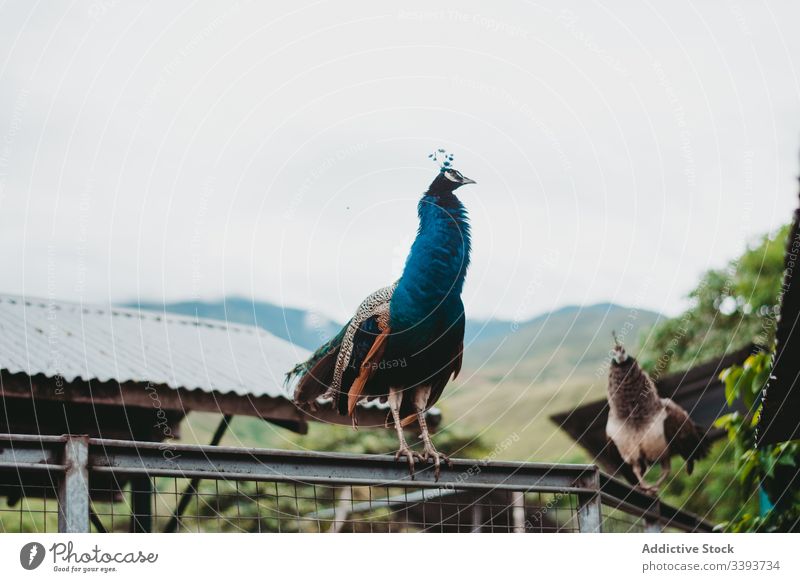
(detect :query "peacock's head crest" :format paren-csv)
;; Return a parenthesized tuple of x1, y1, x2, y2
(427, 149, 476, 194)
(611, 331, 629, 365)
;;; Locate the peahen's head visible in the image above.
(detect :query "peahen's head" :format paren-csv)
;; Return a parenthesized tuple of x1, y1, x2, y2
(611, 331, 629, 365)
(427, 168, 476, 195)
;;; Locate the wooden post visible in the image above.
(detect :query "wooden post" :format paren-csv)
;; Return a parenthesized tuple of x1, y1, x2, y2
(58, 435, 90, 533)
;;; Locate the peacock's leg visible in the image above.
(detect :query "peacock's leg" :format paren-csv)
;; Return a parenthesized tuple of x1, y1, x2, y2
(388, 387, 421, 479)
(651, 457, 671, 491)
(632, 462, 657, 495)
(414, 385, 452, 481)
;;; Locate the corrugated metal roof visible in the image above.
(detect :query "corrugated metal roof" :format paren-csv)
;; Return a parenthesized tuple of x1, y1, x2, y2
(0, 294, 309, 400)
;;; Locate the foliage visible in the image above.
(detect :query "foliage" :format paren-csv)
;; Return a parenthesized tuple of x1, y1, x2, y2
(715, 352, 800, 532)
(639, 225, 788, 377)
(661, 440, 756, 525)
(633, 223, 795, 528)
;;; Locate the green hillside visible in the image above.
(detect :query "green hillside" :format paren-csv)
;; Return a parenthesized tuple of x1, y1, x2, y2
(442, 303, 662, 461)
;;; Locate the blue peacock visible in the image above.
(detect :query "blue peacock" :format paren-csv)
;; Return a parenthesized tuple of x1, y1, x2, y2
(287, 149, 475, 479)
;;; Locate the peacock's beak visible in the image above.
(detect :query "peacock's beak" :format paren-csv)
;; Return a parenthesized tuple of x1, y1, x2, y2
(460, 176, 476, 185)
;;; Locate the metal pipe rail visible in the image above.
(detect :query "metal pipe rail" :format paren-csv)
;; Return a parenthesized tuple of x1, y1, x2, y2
(0, 433, 714, 533)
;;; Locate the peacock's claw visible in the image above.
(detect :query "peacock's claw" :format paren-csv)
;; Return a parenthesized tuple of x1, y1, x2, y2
(636, 483, 659, 496)
(421, 445, 452, 482)
(395, 446, 423, 479)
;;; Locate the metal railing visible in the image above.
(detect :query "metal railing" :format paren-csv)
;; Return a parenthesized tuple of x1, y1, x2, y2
(0, 433, 714, 533)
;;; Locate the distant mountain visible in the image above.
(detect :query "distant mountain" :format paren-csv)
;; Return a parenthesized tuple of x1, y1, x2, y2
(463, 302, 663, 380)
(448, 302, 664, 460)
(124, 297, 341, 351)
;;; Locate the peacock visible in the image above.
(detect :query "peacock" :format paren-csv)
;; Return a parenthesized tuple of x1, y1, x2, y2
(606, 334, 710, 494)
(287, 149, 475, 480)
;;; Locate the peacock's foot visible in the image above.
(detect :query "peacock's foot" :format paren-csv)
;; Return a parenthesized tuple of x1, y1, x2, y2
(636, 483, 659, 496)
(395, 446, 423, 480)
(421, 445, 452, 482)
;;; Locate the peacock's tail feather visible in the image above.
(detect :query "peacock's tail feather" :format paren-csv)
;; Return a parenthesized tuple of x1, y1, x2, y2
(286, 321, 349, 402)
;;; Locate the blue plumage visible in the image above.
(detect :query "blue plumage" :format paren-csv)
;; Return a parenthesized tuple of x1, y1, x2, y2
(289, 161, 475, 479)
(391, 188, 471, 330)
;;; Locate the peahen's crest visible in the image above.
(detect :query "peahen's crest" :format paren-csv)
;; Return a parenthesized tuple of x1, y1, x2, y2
(428, 148, 455, 173)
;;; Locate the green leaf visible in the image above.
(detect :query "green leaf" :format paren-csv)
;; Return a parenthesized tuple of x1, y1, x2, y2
(714, 413, 734, 429)
(739, 450, 759, 486)
(724, 367, 743, 405)
(764, 455, 777, 479)
(750, 409, 762, 428)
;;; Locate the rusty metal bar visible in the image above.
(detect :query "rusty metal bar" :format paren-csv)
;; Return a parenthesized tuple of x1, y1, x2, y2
(87, 437, 598, 493)
(0, 432, 65, 470)
(57, 435, 90, 533)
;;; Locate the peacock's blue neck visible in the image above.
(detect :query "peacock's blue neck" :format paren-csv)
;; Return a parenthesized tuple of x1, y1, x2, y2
(390, 193, 470, 329)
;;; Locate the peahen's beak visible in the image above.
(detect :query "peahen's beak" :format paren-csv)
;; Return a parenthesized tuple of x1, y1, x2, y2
(460, 176, 476, 185)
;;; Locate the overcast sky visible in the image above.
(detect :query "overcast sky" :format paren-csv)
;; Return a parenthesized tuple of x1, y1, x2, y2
(1, 0, 798, 323)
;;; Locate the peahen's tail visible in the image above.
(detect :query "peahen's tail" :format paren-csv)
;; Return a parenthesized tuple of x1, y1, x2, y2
(285, 320, 350, 406)
(686, 426, 712, 475)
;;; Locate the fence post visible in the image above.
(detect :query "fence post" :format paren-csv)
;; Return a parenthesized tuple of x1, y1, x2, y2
(130, 477, 153, 533)
(58, 435, 90, 533)
(644, 519, 662, 533)
(644, 498, 662, 532)
(577, 468, 602, 533)
(470, 498, 483, 533)
(330, 487, 352, 533)
(511, 492, 526, 533)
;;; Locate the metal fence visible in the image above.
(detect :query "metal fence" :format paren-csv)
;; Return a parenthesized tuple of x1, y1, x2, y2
(0, 433, 714, 533)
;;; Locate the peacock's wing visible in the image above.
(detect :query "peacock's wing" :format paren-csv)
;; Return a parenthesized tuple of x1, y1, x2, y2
(291, 282, 397, 415)
(425, 305, 465, 410)
(288, 322, 348, 409)
(662, 398, 710, 475)
(327, 282, 396, 414)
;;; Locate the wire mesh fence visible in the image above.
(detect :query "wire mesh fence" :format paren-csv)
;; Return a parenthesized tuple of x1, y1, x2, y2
(600, 503, 650, 533)
(0, 433, 713, 534)
(84, 482, 583, 533)
(0, 481, 59, 533)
